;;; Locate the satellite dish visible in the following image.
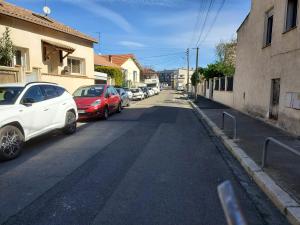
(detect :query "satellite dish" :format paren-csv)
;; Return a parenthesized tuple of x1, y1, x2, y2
(43, 6, 51, 16)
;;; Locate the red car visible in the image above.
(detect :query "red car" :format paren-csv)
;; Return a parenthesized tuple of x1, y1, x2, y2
(73, 85, 122, 120)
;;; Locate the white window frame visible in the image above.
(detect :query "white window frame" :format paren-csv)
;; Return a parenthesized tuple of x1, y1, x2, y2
(67, 57, 85, 75)
(12, 47, 30, 71)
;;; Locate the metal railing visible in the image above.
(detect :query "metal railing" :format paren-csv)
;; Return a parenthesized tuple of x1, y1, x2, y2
(222, 112, 237, 140)
(262, 137, 299, 168)
(218, 181, 248, 225)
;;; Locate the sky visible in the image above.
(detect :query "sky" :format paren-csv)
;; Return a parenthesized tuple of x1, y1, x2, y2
(7, 0, 251, 71)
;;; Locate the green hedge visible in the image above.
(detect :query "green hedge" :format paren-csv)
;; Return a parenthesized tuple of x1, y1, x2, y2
(95, 65, 123, 86)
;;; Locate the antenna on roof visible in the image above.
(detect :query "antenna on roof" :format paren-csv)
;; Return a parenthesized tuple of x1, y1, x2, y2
(43, 0, 51, 16)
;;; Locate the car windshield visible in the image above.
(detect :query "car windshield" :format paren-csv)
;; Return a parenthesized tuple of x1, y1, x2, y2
(131, 89, 139, 93)
(0, 87, 24, 105)
(116, 88, 121, 94)
(73, 86, 104, 97)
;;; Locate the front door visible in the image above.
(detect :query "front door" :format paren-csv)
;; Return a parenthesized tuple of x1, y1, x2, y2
(269, 78, 280, 120)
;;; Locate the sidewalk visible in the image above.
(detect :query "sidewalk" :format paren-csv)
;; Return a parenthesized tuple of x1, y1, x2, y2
(195, 96, 300, 203)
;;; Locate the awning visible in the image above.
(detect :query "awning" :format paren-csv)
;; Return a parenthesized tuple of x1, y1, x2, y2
(42, 40, 75, 53)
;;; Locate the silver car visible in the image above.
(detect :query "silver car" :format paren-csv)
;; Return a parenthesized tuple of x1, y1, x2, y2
(116, 88, 130, 107)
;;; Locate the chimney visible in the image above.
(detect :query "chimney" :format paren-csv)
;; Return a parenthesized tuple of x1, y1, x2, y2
(108, 55, 112, 63)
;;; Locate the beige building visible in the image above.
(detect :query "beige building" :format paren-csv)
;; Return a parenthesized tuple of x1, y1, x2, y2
(173, 68, 195, 90)
(101, 54, 141, 88)
(0, 1, 97, 93)
(234, 0, 300, 135)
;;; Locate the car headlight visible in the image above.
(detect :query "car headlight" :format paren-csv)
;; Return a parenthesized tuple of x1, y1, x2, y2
(91, 99, 101, 106)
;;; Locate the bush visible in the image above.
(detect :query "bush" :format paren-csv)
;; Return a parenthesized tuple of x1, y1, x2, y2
(0, 27, 14, 67)
(95, 65, 123, 86)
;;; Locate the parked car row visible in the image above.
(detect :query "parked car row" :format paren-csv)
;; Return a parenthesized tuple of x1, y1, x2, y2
(0, 82, 133, 161)
(128, 87, 160, 101)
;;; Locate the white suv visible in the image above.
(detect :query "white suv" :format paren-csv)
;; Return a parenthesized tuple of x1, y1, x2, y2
(0, 82, 78, 160)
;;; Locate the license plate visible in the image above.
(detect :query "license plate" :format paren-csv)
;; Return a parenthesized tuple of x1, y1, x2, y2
(78, 110, 85, 114)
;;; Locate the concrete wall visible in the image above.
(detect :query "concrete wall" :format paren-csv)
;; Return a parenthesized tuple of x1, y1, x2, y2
(0, 15, 95, 92)
(214, 91, 234, 107)
(234, 0, 300, 135)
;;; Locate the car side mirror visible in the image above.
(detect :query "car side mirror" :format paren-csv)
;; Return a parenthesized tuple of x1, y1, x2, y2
(22, 97, 35, 106)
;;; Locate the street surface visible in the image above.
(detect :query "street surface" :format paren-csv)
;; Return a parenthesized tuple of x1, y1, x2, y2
(0, 90, 289, 225)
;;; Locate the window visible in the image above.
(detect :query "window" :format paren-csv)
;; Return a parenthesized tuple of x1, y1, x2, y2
(40, 85, 58, 100)
(13, 48, 29, 70)
(22, 86, 44, 103)
(55, 86, 66, 96)
(15, 50, 22, 66)
(264, 9, 273, 46)
(133, 71, 137, 82)
(0, 87, 24, 105)
(67, 58, 84, 74)
(286, 0, 298, 31)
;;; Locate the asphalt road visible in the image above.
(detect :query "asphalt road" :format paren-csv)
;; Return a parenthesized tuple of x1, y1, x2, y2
(0, 90, 290, 225)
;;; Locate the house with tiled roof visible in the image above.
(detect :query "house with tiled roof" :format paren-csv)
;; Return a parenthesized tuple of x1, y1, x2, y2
(101, 54, 142, 88)
(0, 0, 97, 93)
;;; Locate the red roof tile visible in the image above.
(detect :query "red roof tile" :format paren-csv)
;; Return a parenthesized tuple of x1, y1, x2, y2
(0, 1, 97, 43)
(94, 55, 121, 68)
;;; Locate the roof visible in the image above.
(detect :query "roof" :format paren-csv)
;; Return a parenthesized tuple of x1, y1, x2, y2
(94, 55, 121, 68)
(101, 54, 134, 66)
(101, 54, 142, 69)
(0, 1, 97, 43)
(142, 68, 157, 74)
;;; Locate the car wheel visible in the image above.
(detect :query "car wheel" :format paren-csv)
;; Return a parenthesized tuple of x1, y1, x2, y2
(63, 111, 77, 135)
(0, 125, 24, 160)
(103, 106, 109, 120)
(117, 103, 122, 113)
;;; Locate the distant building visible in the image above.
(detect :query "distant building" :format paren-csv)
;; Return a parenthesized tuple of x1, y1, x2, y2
(141, 68, 160, 88)
(0, 1, 97, 93)
(158, 68, 194, 89)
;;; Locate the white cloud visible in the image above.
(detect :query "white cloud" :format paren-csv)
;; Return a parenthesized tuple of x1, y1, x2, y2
(62, 0, 134, 32)
(118, 41, 146, 48)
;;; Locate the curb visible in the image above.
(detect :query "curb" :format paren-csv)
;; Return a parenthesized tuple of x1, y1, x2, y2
(188, 100, 300, 225)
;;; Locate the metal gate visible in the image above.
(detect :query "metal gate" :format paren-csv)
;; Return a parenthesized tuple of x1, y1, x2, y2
(269, 78, 280, 120)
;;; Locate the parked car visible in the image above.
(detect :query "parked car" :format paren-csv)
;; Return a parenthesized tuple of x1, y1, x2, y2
(152, 87, 160, 95)
(148, 88, 155, 97)
(116, 87, 130, 107)
(73, 85, 121, 120)
(123, 88, 133, 100)
(140, 87, 149, 98)
(131, 88, 145, 100)
(0, 82, 77, 160)
(177, 83, 184, 91)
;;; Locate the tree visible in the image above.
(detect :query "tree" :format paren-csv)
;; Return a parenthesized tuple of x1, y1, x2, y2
(216, 38, 237, 67)
(202, 62, 235, 80)
(95, 65, 123, 86)
(0, 27, 14, 67)
(191, 68, 203, 101)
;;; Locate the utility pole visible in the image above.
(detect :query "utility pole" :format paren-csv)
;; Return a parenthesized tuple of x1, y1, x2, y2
(195, 47, 199, 101)
(186, 48, 190, 93)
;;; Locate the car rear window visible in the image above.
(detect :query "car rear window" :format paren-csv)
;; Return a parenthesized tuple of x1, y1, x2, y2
(73, 85, 105, 97)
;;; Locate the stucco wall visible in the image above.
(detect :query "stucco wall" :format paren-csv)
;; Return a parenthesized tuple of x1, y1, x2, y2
(214, 91, 234, 108)
(0, 15, 95, 92)
(234, 0, 300, 135)
(121, 58, 140, 86)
